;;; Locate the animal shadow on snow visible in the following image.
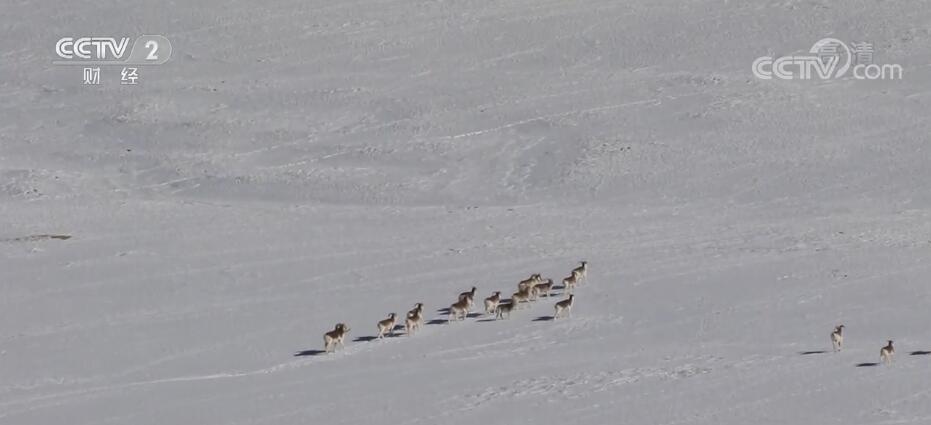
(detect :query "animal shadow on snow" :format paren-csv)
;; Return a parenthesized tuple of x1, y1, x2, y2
(293, 349, 327, 357)
(799, 350, 828, 355)
(910, 351, 931, 356)
(353, 334, 402, 342)
(427, 314, 479, 324)
(533, 315, 554, 322)
(856, 362, 880, 367)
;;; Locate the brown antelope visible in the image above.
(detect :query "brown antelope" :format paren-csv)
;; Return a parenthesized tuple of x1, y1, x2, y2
(377, 313, 397, 339)
(831, 325, 844, 352)
(324, 323, 350, 353)
(554, 294, 575, 319)
(571, 261, 588, 283)
(511, 289, 532, 309)
(880, 340, 895, 365)
(407, 303, 424, 320)
(459, 286, 477, 304)
(495, 301, 515, 320)
(562, 274, 579, 294)
(518, 274, 542, 293)
(405, 309, 424, 336)
(533, 279, 554, 298)
(448, 298, 471, 323)
(484, 291, 502, 315)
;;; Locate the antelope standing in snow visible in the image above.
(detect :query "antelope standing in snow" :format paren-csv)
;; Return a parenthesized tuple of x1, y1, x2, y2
(511, 289, 532, 309)
(831, 325, 845, 352)
(518, 274, 542, 293)
(484, 291, 502, 315)
(571, 261, 588, 283)
(880, 340, 895, 365)
(459, 286, 477, 304)
(377, 313, 397, 339)
(495, 301, 514, 320)
(324, 323, 350, 353)
(554, 294, 575, 319)
(533, 279, 554, 298)
(448, 298, 471, 323)
(407, 303, 424, 320)
(406, 308, 424, 336)
(562, 274, 579, 294)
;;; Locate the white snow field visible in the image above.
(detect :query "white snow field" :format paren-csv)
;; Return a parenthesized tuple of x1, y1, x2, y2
(3, 0, 931, 424)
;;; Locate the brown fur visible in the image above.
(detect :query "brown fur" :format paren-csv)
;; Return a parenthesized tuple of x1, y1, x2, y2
(377, 313, 397, 339)
(324, 323, 350, 353)
(554, 294, 575, 319)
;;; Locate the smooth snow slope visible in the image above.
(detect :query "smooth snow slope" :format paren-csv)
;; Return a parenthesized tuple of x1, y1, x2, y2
(3, 0, 931, 424)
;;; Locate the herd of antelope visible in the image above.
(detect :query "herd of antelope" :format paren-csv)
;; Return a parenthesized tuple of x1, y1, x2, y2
(830, 324, 898, 366)
(320, 262, 905, 366)
(321, 261, 587, 353)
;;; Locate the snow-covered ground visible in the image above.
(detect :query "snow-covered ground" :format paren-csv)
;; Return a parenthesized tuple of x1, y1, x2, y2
(3, 0, 931, 424)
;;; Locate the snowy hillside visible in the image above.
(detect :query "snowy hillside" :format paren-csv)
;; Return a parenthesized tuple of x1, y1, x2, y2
(3, 0, 931, 424)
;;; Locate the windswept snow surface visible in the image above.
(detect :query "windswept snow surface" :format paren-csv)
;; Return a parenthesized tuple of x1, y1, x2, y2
(3, 0, 931, 424)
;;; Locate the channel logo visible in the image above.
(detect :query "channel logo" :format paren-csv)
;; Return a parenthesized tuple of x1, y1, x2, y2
(54, 35, 172, 65)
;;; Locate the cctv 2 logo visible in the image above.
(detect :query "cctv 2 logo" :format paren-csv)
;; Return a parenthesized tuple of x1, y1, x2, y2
(54, 35, 172, 65)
